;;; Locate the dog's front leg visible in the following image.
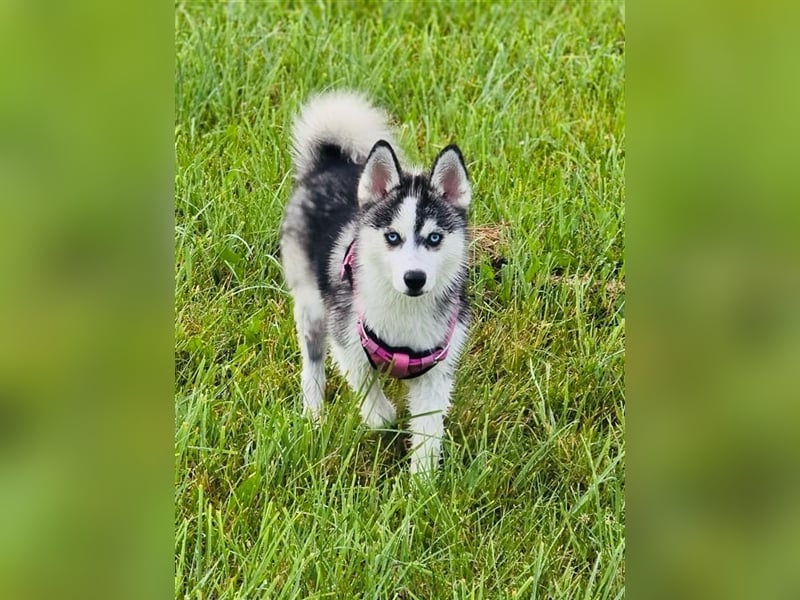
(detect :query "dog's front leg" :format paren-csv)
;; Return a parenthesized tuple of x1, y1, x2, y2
(406, 370, 453, 475)
(331, 343, 396, 428)
(357, 378, 396, 429)
(346, 363, 397, 429)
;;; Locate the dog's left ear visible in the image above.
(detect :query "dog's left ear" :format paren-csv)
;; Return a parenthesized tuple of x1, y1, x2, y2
(430, 144, 470, 209)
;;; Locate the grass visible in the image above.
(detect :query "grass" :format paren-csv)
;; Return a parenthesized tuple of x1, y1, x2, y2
(175, 1, 625, 598)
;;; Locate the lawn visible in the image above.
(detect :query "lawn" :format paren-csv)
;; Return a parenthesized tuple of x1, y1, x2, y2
(175, 1, 625, 598)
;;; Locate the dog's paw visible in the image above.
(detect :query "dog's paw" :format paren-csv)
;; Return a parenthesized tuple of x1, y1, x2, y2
(302, 402, 322, 426)
(360, 396, 396, 429)
(408, 454, 437, 477)
(408, 437, 442, 477)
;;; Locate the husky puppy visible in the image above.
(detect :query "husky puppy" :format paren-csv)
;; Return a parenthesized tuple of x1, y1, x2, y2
(280, 91, 471, 475)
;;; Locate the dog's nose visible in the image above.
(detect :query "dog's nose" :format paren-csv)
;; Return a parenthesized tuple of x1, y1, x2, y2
(403, 270, 427, 293)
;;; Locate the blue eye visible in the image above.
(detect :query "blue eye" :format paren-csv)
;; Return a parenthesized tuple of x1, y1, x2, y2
(385, 231, 402, 246)
(427, 232, 442, 246)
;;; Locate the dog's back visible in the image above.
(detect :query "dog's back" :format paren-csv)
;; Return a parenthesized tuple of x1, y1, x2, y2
(282, 92, 397, 292)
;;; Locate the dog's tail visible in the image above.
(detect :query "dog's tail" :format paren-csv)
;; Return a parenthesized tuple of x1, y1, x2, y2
(290, 91, 397, 178)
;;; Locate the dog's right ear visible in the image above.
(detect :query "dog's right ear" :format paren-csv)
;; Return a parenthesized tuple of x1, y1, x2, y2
(430, 144, 470, 210)
(357, 140, 401, 206)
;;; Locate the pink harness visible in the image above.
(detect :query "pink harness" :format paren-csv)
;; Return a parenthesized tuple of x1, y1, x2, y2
(341, 242, 458, 379)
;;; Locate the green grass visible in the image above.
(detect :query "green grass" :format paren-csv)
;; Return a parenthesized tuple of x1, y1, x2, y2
(175, 1, 625, 598)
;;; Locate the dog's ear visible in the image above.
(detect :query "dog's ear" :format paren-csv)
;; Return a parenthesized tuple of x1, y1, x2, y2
(358, 140, 401, 206)
(430, 144, 470, 209)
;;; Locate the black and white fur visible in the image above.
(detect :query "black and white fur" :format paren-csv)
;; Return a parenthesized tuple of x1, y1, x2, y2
(280, 91, 471, 475)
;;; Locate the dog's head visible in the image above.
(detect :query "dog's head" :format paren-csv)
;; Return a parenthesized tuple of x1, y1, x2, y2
(356, 141, 471, 298)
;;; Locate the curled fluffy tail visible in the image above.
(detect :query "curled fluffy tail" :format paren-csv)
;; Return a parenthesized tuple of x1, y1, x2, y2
(290, 91, 397, 178)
